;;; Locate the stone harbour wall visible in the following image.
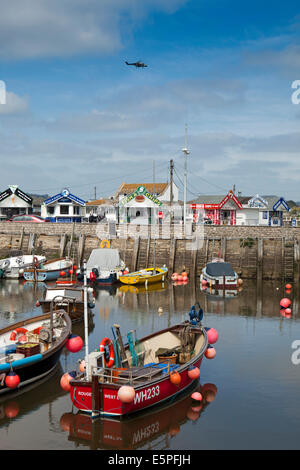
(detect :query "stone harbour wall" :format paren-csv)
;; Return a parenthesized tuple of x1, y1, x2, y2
(0, 222, 299, 280)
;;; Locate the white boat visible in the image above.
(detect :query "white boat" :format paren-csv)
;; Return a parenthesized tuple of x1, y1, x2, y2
(23, 258, 73, 282)
(0, 255, 46, 279)
(77, 249, 125, 285)
(200, 258, 239, 289)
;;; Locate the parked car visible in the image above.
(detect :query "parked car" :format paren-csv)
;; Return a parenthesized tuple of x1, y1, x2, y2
(7, 215, 48, 223)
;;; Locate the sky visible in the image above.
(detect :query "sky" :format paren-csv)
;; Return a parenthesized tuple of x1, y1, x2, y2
(0, 0, 300, 201)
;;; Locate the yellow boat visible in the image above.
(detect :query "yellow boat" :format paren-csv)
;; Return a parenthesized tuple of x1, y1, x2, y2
(119, 267, 168, 285)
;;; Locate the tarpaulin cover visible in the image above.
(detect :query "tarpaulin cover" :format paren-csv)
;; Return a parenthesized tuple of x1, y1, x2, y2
(206, 262, 236, 277)
(87, 249, 123, 270)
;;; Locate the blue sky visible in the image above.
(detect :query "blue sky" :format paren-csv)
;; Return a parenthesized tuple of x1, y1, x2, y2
(0, 0, 300, 201)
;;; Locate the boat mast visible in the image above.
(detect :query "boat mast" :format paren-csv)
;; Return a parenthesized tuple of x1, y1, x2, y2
(182, 124, 190, 229)
(153, 160, 156, 274)
(83, 259, 90, 380)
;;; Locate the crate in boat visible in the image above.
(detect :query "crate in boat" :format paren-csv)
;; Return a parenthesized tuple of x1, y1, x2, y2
(16, 343, 41, 357)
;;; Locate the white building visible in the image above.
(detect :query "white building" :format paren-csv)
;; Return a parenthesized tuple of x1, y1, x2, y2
(115, 182, 179, 224)
(0, 185, 33, 219)
(236, 195, 290, 226)
(41, 188, 86, 223)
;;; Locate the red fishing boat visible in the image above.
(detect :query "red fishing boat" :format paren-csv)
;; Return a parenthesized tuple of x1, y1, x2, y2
(64, 261, 218, 419)
(60, 382, 218, 449)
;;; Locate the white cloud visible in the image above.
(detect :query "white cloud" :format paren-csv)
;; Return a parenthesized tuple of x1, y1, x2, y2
(0, 0, 187, 60)
(0, 91, 29, 114)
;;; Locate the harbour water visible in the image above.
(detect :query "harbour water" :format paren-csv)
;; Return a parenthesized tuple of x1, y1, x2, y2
(1, 278, 300, 450)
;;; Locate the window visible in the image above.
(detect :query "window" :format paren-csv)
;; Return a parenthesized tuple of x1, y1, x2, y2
(74, 206, 80, 215)
(48, 206, 55, 215)
(60, 205, 69, 215)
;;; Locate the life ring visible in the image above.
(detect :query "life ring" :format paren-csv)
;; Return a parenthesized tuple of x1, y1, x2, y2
(3, 259, 10, 269)
(100, 239, 110, 249)
(33, 256, 39, 268)
(10, 327, 28, 341)
(99, 337, 115, 368)
(33, 326, 43, 335)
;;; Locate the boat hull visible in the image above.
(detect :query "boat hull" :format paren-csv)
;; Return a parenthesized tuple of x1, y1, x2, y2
(119, 268, 168, 286)
(70, 356, 204, 418)
(0, 311, 71, 396)
(23, 259, 73, 282)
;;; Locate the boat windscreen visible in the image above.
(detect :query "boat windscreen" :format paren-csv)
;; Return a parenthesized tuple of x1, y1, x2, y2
(206, 262, 236, 277)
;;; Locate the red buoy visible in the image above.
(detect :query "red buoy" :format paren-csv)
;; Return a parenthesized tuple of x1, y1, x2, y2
(60, 271, 66, 277)
(280, 298, 291, 308)
(5, 372, 20, 389)
(285, 284, 292, 290)
(73, 265, 77, 271)
(66, 334, 83, 353)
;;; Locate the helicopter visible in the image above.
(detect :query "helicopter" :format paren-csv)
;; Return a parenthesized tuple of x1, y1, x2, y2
(125, 60, 147, 68)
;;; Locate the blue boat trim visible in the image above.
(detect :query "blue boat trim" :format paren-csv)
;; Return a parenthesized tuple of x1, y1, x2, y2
(0, 353, 43, 372)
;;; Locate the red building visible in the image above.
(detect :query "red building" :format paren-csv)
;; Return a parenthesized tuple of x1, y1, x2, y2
(189, 190, 243, 225)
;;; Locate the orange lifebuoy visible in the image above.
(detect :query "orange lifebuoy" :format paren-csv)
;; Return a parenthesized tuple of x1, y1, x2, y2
(99, 337, 115, 368)
(10, 327, 28, 341)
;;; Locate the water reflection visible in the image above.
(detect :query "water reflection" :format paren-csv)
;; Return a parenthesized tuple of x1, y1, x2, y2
(59, 381, 218, 450)
(0, 365, 65, 423)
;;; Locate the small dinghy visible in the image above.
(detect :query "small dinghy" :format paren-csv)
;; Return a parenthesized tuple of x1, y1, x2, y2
(0, 309, 71, 396)
(0, 254, 46, 279)
(38, 286, 95, 323)
(119, 267, 168, 286)
(23, 258, 73, 282)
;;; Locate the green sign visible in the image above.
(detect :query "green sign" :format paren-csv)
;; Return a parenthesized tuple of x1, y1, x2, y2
(120, 185, 162, 207)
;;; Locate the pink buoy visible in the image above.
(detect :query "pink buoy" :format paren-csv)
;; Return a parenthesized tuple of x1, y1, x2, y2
(285, 308, 292, 315)
(188, 366, 200, 380)
(66, 334, 83, 353)
(182, 275, 188, 282)
(280, 298, 291, 308)
(191, 392, 202, 401)
(60, 371, 76, 392)
(201, 279, 207, 285)
(117, 385, 136, 403)
(177, 275, 183, 282)
(205, 346, 216, 359)
(205, 327, 219, 345)
(171, 273, 178, 281)
(36, 301, 40, 307)
(79, 360, 86, 373)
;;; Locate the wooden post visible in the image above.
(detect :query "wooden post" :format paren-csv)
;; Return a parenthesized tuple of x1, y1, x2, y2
(191, 239, 197, 279)
(146, 237, 151, 268)
(221, 237, 226, 260)
(169, 238, 176, 274)
(294, 238, 300, 283)
(132, 236, 140, 271)
(19, 227, 24, 250)
(78, 234, 86, 265)
(59, 234, 67, 257)
(257, 238, 263, 282)
(28, 233, 36, 254)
